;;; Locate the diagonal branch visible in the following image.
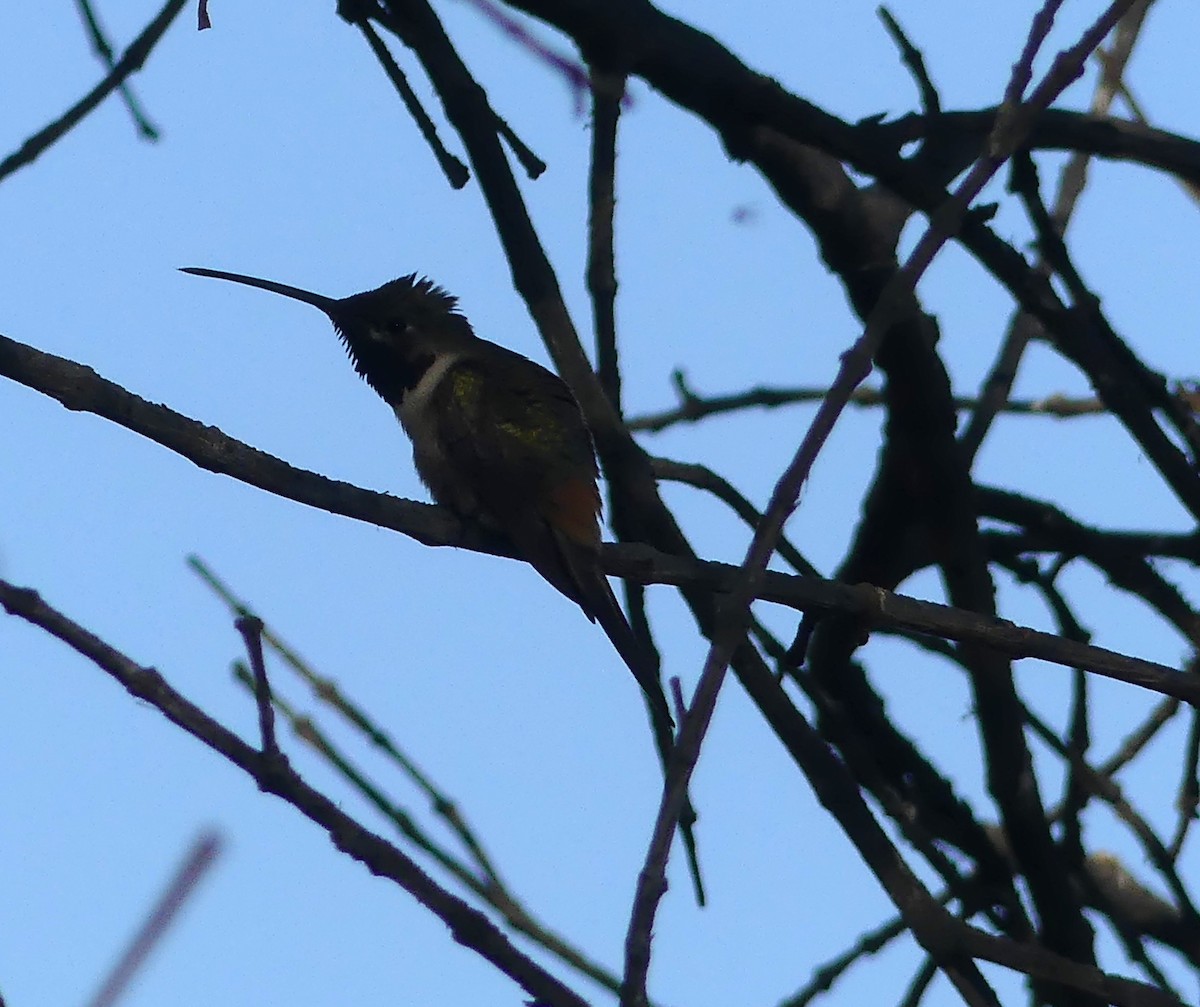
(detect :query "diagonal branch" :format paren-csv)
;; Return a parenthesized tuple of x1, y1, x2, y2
(0, 0, 187, 184)
(1, 330, 1194, 705)
(73, 0, 161, 140)
(86, 831, 222, 1007)
(192, 555, 627, 995)
(0, 579, 591, 1007)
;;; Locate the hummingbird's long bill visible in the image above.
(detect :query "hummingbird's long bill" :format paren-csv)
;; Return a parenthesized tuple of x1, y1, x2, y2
(180, 267, 340, 314)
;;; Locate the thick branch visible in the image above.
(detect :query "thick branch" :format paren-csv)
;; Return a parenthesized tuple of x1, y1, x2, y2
(1, 333, 1194, 703)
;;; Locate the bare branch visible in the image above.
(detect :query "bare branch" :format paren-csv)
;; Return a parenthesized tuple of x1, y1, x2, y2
(627, 376, 1119, 434)
(0, 0, 186, 183)
(86, 832, 223, 1007)
(350, 13, 470, 189)
(0, 332, 1193, 706)
(193, 557, 626, 994)
(0, 580, 591, 1007)
(73, 0, 161, 139)
(235, 615, 281, 757)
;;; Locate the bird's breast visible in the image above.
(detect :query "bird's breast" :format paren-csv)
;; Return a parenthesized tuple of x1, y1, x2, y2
(392, 352, 483, 514)
(394, 352, 461, 449)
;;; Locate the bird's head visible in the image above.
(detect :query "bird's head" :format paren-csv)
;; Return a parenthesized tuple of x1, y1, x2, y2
(181, 267, 476, 402)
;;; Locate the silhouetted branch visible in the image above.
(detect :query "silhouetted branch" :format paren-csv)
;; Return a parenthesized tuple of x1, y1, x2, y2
(0, 331, 1193, 706)
(782, 911, 913, 1007)
(235, 615, 280, 756)
(625, 4, 1142, 976)
(650, 456, 818, 576)
(192, 556, 626, 994)
(467, 0, 591, 112)
(0, 579, 590, 1007)
(512, 0, 1200, 528)
(351, 13, 470, 188)
(0, 0, 186, 183)
(587, 66, 624, 412)
(878, 8, 940, 116)
(627, 373, 1121, 434)
(73, 0, 161, 139)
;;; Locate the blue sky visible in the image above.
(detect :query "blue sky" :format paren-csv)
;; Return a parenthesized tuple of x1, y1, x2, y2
(3, 2, 1200, 1005)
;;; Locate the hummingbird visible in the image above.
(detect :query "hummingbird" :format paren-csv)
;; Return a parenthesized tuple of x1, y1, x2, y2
(181, 266, 668, 709)
(181, 266, 704, 901)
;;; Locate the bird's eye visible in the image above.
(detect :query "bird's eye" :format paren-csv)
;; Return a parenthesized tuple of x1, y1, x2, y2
(387, 318, 408, 335)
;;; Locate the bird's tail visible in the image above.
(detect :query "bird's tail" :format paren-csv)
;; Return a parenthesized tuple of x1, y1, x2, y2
(516, 514, 706, 905)
(586, 570, 707, 907)
(589, 577, 674, 729)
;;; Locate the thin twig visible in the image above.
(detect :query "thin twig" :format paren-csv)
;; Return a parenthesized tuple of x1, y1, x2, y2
(0, 0, 187, 183)
(492, 110, 546, 179)
(73, 0, 161, 139)
(1099, 697, 1182, 777)
(584, 62, 708, 905)
(650, 456, 819, 577)
(1104, 55, 1200, 206)
(0, 579, 590, 1007)
(365, 2, 544, 178)
(959, 0, 1154, 460)
(1090, 910, 1179, 1000)
(228, 664, 627, 995)
(354, 16, 470, 188)
(86, 831, 223, 1007)
(235, 615, 279, 756)
(189, 556, 505, 885)
(627, 376, 1115, 433)
(1056, 0, 1156, 224)
(877, 8, 940, 116)
(896, 957, 939, 1007)
(781, 912, 913, 1007)
(1169, 708, 1200, 859)
(465, 0, 592, 112)
(588, 66, 625, 411)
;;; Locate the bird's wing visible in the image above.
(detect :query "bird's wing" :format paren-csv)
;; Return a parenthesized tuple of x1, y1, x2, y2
(431, 353, 602, 605)
(433, 350, 597, 483)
